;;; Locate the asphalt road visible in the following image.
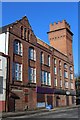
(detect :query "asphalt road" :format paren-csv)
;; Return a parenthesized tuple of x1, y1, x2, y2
(2, 107, 80, 120)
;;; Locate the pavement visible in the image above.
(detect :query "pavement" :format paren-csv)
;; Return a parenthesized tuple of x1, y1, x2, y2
(0, 105, 80, 119)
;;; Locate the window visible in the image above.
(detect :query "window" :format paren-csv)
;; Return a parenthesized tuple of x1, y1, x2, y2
(70, 73, 73, 80)
(29, 67, 36, 83)
(0, 59, 2, 69)
(41, 71, 51, 86)
(64, 71, 68, 78)
(54, 67, 57, 74)
(65, 81, 68, 88)
(64, 63, 67, 69)
(0, 76, 3, 94)
(41, 52, 44, 64)
(54, 78, 57, 87)
(59, 69, 62, 76)
(70, 66, 73, 71)
(41, 71, 44, 84)
(29, 47, 36, 61)
(54, 58, 56, 65)
(44, 72, 47, 85)
(14, 40, 22, 56)
(24, 28, 27, 39)
(21, 26, 23, 38)
(70, 83, 74, 89)
(47, 73, 51, 86)
(59, 61, 61, 66)
(48, 55, 50, 66)
(13, 63, 22, 81)
(60, 80, 62, 88)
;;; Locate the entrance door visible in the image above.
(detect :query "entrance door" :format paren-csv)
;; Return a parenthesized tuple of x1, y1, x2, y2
(66, 96, 69, 106)
(47, 96, 53, 105)
(56, 98, 59, 107)
(8, 98, 15, 112)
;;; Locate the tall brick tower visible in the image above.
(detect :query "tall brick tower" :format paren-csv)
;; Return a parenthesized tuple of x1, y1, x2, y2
(47, 20, 73, 62)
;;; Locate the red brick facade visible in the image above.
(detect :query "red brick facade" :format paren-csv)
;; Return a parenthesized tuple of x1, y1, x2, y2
(1, 16, 76, 111)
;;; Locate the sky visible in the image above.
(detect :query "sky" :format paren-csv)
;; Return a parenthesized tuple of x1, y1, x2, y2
(1, 2, 78, 75)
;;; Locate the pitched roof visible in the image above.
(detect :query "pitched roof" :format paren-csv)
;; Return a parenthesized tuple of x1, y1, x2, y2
(0, 16, 31, 34)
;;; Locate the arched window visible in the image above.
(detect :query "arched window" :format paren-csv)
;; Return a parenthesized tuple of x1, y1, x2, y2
(64, 63, 67, 69)
(54, 58, 56, 65)
(14, 40, 23, 56)
(21, 26, 23, 39)
(59, 60, 61, 66)
(70, 66, 73, 71)
(24, 28, 27, 40)
(41, 52, 44, 64)
(29, 47, 36, 61)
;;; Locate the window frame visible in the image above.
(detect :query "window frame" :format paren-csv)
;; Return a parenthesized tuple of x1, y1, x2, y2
(41, 52, 44, 64)
(48, 55, 50, 66)
(29, 47, 36, 61)
(54, 78, 57, 87)
(29, 67, 36, 83)
(54, 67, 57, 75)
(13, 63, 22, 81)
(14, 40, 23, 56)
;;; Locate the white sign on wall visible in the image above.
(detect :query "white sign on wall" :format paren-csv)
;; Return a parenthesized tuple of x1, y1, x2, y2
(37, 102, 45, 108)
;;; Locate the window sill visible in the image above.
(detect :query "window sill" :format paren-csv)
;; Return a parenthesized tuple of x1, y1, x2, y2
(14, 53, 22, 57)
(29, 59, 36, 62)
(13, 80, 22, 82)
(41, 84, 51, 87)
(27, 82, 36, 88)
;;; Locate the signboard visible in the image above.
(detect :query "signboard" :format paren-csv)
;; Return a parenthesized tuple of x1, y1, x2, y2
(37, 102, 45, 108)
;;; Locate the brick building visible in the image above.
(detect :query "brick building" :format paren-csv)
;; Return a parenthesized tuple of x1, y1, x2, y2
(0, 16, 76, 112)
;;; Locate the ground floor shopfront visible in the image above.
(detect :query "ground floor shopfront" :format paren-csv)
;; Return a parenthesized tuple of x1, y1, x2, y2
(5, 86, 76, 112)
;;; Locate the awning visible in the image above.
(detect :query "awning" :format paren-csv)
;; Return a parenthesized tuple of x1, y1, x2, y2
(54, 89, 65, 95)
(37, 86, 54, 94)
(70, 90, 76, 96)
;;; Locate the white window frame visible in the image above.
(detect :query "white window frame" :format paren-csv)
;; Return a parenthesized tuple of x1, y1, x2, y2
(60, 80, 62, 88)
(14, 41, 22, 56)
(41, 52, 44, 64)
(65, 81, 68, 88)
(54, 67, 57, 75)
(70, 73, 73, 80)
(70, 82, 74, 89)
(59, 69, 62, 76)
(64, 71, 68, 78)
(14, 63, 22, 81)
(64, 63, 67, 69)
(54, 58, 56, 65)
(48, 55, 50, 66)
(29, 67, 36, 83)
(70, 66, 73, 71)
(59, 61, 61, 66)
(54, 78, 57, 87)
(47, 73, 51, 86)
(41, 71, 51, 86)
(41, 71, 44, 84)
(29, 48, 36, 61)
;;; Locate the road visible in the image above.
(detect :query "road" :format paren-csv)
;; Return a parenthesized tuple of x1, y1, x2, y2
(3, 107, 80, 119)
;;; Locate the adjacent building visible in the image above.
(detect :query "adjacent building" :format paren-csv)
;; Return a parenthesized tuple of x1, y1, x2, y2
(0, 16, 76, 112)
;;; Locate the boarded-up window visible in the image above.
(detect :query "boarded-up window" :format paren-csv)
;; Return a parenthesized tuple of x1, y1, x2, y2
(37, 93, 45, 102)
(0, 76, 3, 94)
